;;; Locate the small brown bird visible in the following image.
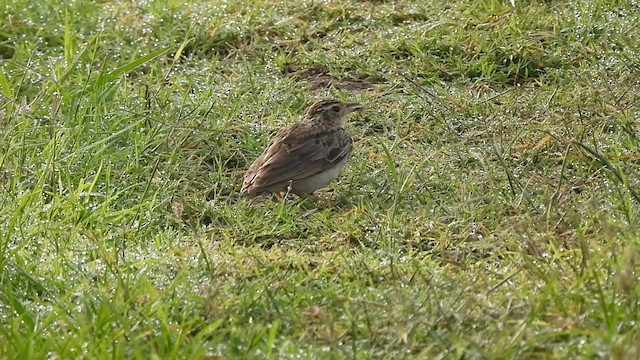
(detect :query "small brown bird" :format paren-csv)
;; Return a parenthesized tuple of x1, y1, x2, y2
(242, 99, 362, 197)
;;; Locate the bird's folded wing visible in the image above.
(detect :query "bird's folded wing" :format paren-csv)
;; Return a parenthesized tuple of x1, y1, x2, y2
(245, 125, 353, 191)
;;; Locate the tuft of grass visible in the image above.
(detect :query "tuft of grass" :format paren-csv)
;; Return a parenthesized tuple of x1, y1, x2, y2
(1, 0, 640, 358)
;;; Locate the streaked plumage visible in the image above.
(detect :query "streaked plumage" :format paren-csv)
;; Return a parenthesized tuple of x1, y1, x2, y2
(242, 99, 362, 197)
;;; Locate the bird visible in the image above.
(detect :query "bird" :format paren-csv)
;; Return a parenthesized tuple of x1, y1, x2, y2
(242, 99, 363, 198)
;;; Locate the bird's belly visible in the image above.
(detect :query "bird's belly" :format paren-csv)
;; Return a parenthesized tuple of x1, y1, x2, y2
(292, 158, 348, 194)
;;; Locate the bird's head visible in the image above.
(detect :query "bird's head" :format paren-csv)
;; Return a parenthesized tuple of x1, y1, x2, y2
(304, 99, 363, 127)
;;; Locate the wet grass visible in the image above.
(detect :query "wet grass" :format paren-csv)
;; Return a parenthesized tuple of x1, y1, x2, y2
(1, 0, 639, 358)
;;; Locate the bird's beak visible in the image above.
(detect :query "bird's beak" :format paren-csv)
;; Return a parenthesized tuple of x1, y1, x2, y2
(345, 103, 363, 114)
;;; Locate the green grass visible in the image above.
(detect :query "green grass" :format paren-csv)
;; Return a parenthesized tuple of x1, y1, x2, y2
(1, 0, 639, 358)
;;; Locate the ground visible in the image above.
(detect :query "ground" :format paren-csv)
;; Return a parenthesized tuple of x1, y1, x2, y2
(1, 0, 639, 358)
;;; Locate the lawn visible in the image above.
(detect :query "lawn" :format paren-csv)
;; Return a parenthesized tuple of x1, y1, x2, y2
(1, 0, 639, 358)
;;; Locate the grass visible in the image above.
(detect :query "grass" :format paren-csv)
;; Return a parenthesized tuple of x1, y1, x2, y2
(1, 0, 639, 358)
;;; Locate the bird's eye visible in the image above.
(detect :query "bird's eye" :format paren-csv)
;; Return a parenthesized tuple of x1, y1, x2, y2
(331, 105, 340, 112)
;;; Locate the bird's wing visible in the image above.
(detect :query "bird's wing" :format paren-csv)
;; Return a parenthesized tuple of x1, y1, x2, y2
(242, 123, 353, 193)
